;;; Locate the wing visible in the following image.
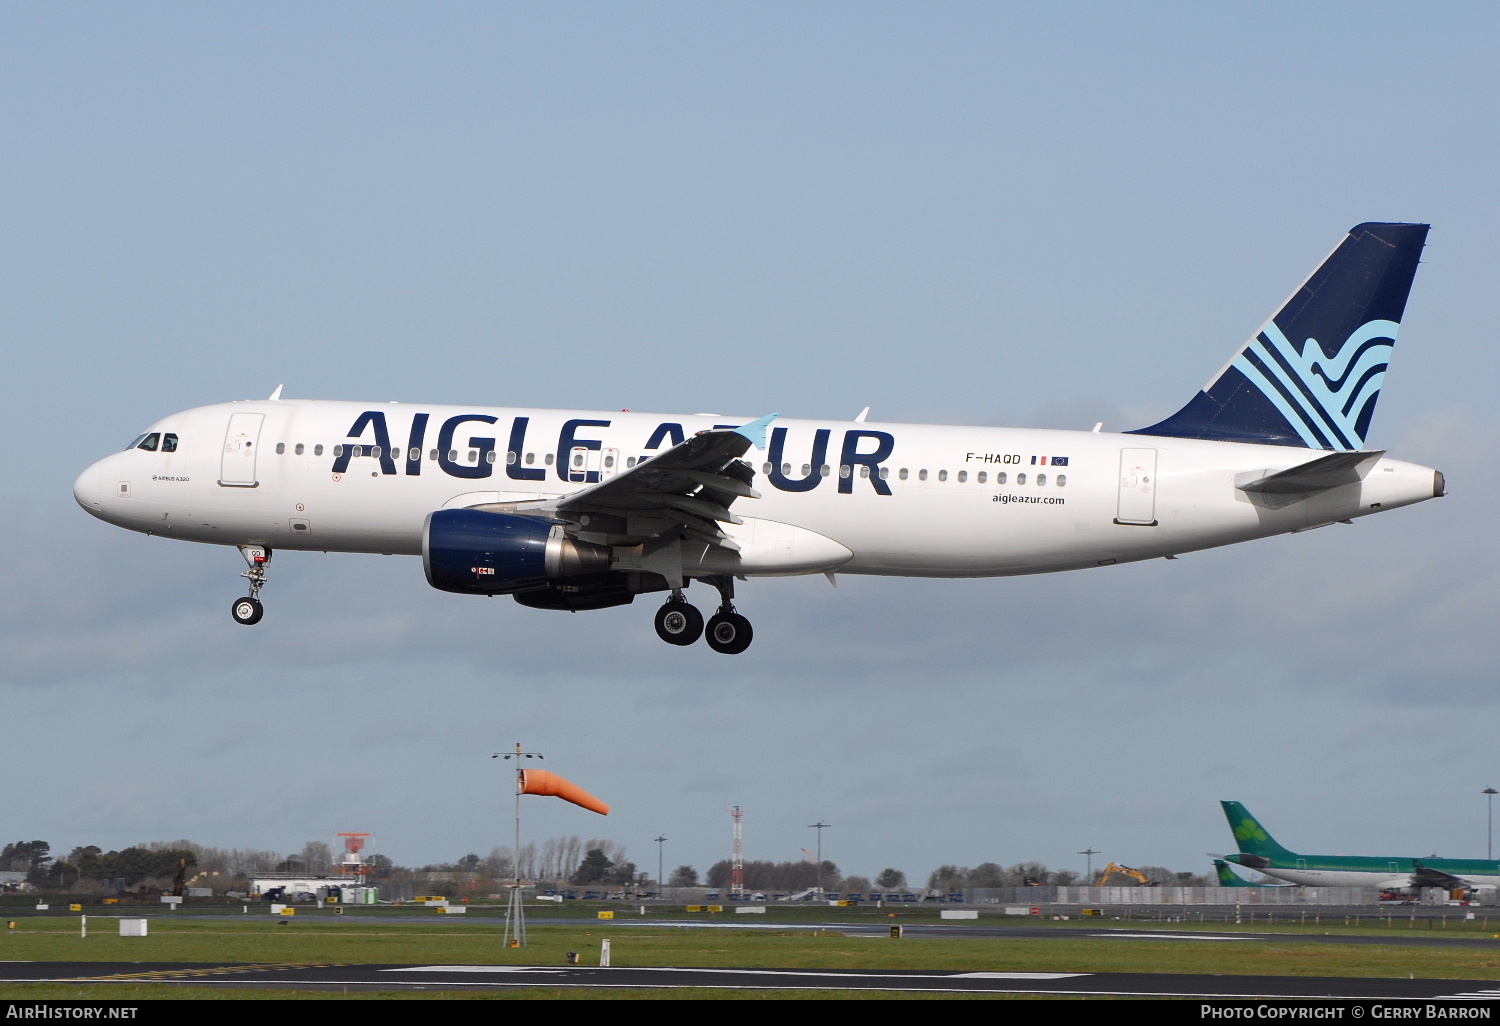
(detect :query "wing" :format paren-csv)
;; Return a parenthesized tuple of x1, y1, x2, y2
(1409, 860, 1466, 891)
(546, 413, 779, 552)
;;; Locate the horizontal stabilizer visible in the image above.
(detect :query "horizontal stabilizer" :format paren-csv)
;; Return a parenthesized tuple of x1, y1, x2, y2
(1237, 450, 1384, 496)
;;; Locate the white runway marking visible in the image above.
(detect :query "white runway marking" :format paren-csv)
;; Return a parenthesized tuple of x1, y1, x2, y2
(1095, 933, 1249, 941)
(387, 965, 1087, 981)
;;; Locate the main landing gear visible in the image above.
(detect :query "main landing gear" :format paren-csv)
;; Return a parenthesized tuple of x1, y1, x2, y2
(231, 545, 270, 625)
(653, 578, 753, 655)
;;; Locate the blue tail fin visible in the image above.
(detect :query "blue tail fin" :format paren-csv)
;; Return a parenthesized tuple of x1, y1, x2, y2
(1132, 222, 1429, 449)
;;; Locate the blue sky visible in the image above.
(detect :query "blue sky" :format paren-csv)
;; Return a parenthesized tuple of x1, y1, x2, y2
(3, 2, 1498, 884)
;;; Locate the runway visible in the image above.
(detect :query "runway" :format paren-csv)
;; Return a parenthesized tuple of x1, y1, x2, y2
(2, 960, 1498, 998)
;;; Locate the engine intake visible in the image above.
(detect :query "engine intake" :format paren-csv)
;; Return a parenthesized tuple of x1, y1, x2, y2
(423, 509, 613, 595)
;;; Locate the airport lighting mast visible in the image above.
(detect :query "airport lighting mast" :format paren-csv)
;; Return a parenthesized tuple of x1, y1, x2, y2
(654, 835, 667, 896)
(808, 821, 829, 896)
(731, 806, 744, 898)
(1078, 847, 1101, 884)
(1484, 788, 1497, 861)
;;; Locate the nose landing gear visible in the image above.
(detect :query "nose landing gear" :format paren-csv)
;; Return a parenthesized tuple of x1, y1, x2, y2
(231, 545, 271, 625)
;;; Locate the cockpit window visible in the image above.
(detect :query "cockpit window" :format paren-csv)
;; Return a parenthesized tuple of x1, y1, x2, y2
(125, 434, 147, 451)
(161, 433, 179, 453)
(136, 433, 161, 452)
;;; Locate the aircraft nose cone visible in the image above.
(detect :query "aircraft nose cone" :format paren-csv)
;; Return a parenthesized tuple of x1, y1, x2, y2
(74, 461, 104, 516)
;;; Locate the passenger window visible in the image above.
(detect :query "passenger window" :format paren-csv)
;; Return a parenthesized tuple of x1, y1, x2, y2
(1017, 472, 1026, 484)
(839, 465, 851, 479)
(486, 451, 497, 464)
(295, 443, 305, 456)
(448, 450, 457, 463)
(820, 465, 830, 477)
(429, 449, 439, 461)
(996, 471, 1006, 484)
(919, 469, 928, 481)
(161, 433, 179, 453)
(507, 451, 518, 465)
(627, 457, 636, 468)
(957, 470, 967, 483)
(878, 467, 889, 480)
(860, 466, 870, 478)
(801, 464, 811, 476)
(469, 450, 478, 462)
(137, 433, 160, 452)
(1056, 474, 1066, 487)
(352, 445, 364, 458)
(276, 443, 285, 455)
(370, 445, 381, 459)
(333, 445, 345, 458)
(762, 462, 771, 474)
(1037, 473, 1046, 486)
(604, 455, 614, 468)
(899, 468, 909, 481)
(573, 453, 585, 467)
(409, 447, 419, 461)
(977, 471, 987, 484)
(545, 453, 554, 465)
(314, 444, 324, 456)
(938, 470, 948, 482)
(526, 453, 535, 465)
(781, 463, 791, 476)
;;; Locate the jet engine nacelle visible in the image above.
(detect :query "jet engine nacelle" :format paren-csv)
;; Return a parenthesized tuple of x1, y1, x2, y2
(423, 509, 613, 595)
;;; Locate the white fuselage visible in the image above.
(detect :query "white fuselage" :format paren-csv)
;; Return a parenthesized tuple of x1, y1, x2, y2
(74, 399, 1443, 579)
(1244, 863, 1500, 893)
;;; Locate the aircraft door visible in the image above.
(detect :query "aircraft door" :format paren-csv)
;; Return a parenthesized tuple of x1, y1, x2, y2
(1115, 447, 1158, 525)
(220, 413, 264, 487)
(569, 446, 612, 483)
(568, 446, 589, 483)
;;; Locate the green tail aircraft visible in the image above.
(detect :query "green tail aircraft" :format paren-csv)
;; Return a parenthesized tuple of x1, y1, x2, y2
(1219, 801, 1500, 894)
(1212, 858, 1282, 887)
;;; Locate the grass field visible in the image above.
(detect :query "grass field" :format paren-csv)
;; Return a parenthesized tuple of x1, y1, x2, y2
(2, 904, 1498, 1000)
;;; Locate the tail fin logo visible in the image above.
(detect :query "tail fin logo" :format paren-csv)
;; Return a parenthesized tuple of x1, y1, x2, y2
(1129, 223, 1428, 449)
(1234, 318, 1397, 450)
(1233, 817, 1271, 847)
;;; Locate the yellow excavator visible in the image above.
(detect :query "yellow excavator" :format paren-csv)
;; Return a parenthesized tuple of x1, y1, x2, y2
(1096, 862, 1157, 886)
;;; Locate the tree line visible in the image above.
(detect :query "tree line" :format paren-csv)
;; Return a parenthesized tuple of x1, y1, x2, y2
(2, 836, 1210, 895)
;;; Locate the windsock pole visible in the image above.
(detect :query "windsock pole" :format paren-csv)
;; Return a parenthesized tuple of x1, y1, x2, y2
(494, 741, 544, 948)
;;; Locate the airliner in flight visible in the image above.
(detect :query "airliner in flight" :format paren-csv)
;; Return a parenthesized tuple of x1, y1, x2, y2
(1219, 801, 1499, 895)
(75, 222, 1442, 654)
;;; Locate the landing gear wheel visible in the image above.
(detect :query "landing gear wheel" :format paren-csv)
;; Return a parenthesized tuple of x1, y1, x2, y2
(655, 601, 703, 646)
(231, 596, 264, 625)
(705, 611, 753, 655)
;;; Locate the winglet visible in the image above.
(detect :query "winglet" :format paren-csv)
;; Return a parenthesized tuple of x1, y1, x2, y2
(268, 384, 284, 401)
(733, 413, 779, 450)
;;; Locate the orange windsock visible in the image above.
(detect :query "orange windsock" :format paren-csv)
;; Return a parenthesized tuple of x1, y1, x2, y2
(518, 769, 610, 815)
